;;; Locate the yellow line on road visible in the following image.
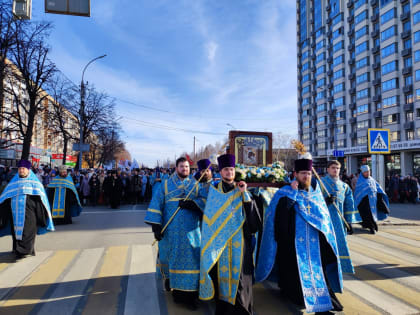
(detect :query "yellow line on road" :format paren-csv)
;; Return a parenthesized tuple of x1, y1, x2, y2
(336, 290, 382, 315)
(353, 266, 420, 310)
(356, 234, 420, 256)
(82, 246, 128, 315)
(0, 250, 78, 314)
(384, 229, 420, 241)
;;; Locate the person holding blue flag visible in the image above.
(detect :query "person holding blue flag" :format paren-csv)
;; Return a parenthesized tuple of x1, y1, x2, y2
(0, 160, 54, 260)
(47, 165, 82, 225)
(354, 165, 390, 234)
(145, 157, 205, 310)
(199, 154, 262, 315)
(256, 153, 344, 314)
(321, 160, 361, 275)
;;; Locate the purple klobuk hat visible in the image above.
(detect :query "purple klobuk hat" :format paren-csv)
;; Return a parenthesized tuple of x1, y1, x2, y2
(217, 154, 235, 170)
(197, 159, 211, 172)
(294, 159, 313, 172)
(17, 160, 32, 170)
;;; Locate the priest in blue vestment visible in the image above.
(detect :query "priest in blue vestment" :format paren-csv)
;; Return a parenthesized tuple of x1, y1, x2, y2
(0, 160, 54, 259)
(321, 160, 361, 275)
(354, 165, 390, 234)
(199, 154, 262, 315)
(256, 154, 344, 314)
(195, 158, 215, 197)
(145, 157, 205, 310)
(47, 165, 82, 225)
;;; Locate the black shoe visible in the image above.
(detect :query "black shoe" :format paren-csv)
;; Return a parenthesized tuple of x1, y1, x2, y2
(164, 279, 171, 291)
(369, 228, 376, 234)
(315, 312, 334, 315)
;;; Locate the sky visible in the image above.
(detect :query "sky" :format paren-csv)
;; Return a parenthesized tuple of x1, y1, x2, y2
(31, 0, 298, 167)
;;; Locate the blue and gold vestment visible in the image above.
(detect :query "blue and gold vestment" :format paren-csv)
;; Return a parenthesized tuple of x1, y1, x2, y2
(354, 174, 389, 222)
(145, 173, 205, 291)
(321, 175, 360, 274)
(48, 175, 82, 218)
(0, 171, 54, 239)
(199, 182, 252, 304)
(256, 185, 343, 313)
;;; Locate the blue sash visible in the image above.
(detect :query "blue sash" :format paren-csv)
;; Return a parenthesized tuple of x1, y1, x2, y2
(0, 171, 54, 240)
(256, 185, 343, 313)
(200, 182, 249, 304)
(48, 175, 82, 218)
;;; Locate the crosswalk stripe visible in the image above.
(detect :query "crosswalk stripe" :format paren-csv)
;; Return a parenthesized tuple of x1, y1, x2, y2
(0, 251, 53, 302)
(386, 229, 420, 241)
(0, 250, 77, 314)
(356, 234, 420, 256)
(379, 231, 420, 248)
(82, 245, 129, 315)
(349, 236, 420, 264)
(37, 247, 105, 315)
(343, 274, 418, 314)
(336, 290, 382, 315)
(353, 266, 420, 310)
(124, 245, 160, 315)
(397, 228, 420, 236)
(350, 250, 420, 292)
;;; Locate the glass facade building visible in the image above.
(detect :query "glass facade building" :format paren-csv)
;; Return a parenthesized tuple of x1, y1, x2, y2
(297, 0, 420, 176)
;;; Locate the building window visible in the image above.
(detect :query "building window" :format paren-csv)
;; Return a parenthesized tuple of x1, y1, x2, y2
(356, 56, 369, 69)
(381, 43, 397, 58)
(415, 50, 420, 62)
(337, 139, 346, 148)
(332, 13, 343, 26)
(382, 78, 398, 92)
(333, 69, 344, 80)
(356, 72, 369, 84)
(301, 50, 309, 62)
(302, 61, 310, 71)
(403, 21, 412, 33)
(317, 142, 326, 150)
(406, 111, 414, 121)
(376, 118, 383, 128)
(333, 41, 343, 53)
(303, 121, 310, 129)
(333, 55, 344, 67)
(356, 88, 370, 99)
(415, 31, 420, 43)
(317, 116, 326, 125)
(315, 40, 325, 51)
(381, 25, 396, 42)
(355, 26, 368, 39)
(357, 136, 368, 145)
(404, 38, 412, 50)
(299, 0, 307, 42)
(403, 3, 410, 13)
(357, 104, 369, 115)
(415, 70, 420, 81)
(390, 131, 400, 141)
(415, 11, 420, 25)
(302, 85, 311, 95)
(302, 97, 311, 106)
(384, 113, 399, 125)
(316, 78, 326, 88)
(316, 52, 325, 64)
(416, 108, 420, 118)
(355, 41, 368, 55)
(333, 96, 345, 107)
(407, 130, 415, 140)
(355, 10, 367, 25)
(337, 125, 346, 134)
(355, 0, 367, 10)
(406, 94, 414, 104)
(302, 133, 311, 140)
(333, 83, 345, 94)
(336, 110, 346, 120)
(404, 57, 412, 67)
(405, 76, 413, 86)
(302, 74, 310, 83)
(381, 60, 397, 75)
(380, 8, 396, 25)
(316, 103, 326, 112)
(316, 90, 326, 100)
(332, 27, 343, 40)
(357, 120, 370, 129)
(318, 129, 327, 137)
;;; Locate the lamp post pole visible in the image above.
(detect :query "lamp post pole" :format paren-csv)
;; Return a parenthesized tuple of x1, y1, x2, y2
(79, 54, 106, 171)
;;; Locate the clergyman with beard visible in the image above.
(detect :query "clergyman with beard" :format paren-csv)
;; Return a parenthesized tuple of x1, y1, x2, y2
(256, 153, 344, 314)
(144, 157, 205, 310)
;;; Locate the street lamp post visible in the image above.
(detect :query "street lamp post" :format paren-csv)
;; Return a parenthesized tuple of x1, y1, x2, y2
(79, 54, 106, 171)
(226, 123, 237, 130)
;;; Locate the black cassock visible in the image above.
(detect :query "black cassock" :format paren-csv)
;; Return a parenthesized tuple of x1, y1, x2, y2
(47, 187, 78, 225)
(273, 195, 343, 312)
(357, 193, 389, 232)
(109, 177, 123, 209)
(209, 181, 262, 315)
(0, 195, 48, 255)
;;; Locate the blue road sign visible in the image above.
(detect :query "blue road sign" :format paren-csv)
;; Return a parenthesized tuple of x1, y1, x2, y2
(333, 150, 345, 157)
(368, 128, 390, 154)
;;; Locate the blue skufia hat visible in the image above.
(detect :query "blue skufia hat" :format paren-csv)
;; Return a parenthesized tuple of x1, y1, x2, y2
(217, 154, 235, 170)
(17, 160, 32, 169)
(197, 159, 211, 172)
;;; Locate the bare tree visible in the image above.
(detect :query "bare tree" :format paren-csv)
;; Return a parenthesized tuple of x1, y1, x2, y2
(1, 20, 56, 159)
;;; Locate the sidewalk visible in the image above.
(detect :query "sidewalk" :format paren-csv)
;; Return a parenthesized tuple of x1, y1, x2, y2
(380, 203, 420, 226)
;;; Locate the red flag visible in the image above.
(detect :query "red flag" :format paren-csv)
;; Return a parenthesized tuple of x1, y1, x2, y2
(185, 154, 194, 165)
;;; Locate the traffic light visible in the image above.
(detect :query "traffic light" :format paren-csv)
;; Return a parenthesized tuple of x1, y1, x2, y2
(12, 0, 32, 20)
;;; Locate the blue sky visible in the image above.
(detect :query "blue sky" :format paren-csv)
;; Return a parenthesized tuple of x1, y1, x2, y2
(31, 0, 297, 166)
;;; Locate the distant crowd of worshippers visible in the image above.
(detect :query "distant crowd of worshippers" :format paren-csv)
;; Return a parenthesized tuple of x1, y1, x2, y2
(0, 154, 391, 314)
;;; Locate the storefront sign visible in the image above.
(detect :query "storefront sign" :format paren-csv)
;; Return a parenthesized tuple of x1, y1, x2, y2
(390, 140, 420, 151)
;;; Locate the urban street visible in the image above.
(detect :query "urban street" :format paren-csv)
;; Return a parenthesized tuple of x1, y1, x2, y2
(0, 203, 419, 315)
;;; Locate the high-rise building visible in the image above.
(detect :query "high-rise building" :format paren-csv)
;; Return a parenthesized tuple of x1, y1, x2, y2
(297, 0, 420, 178)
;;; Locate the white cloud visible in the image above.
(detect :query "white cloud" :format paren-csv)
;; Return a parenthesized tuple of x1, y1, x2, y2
(206, 41, 218, 62)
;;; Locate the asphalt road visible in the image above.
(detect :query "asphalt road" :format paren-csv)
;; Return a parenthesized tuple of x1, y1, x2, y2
(0, 203, 419, 315)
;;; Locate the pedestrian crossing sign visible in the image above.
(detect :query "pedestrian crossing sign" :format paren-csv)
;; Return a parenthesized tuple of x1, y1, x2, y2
(368, 128, 391, 154)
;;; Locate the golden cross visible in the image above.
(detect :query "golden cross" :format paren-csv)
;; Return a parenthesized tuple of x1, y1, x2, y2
(306, 204, 311, 214)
